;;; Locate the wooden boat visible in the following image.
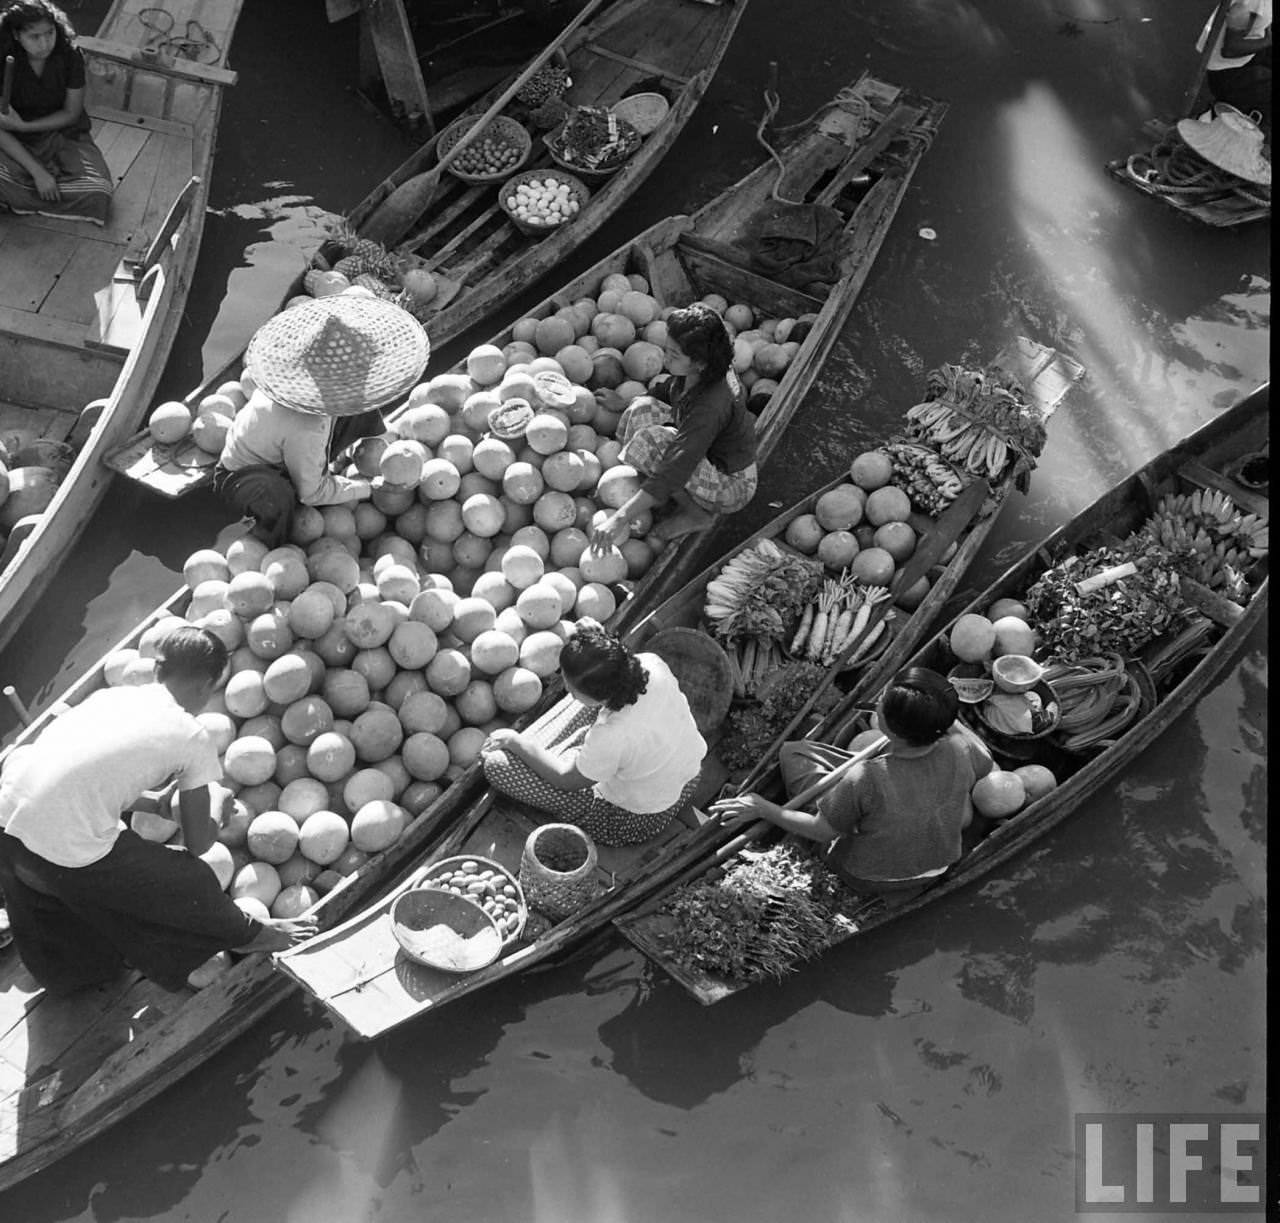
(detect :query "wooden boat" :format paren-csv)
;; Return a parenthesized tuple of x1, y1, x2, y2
(271, 337, 1076, 1039)
(617, 384, 1270, 1005)
(0, 69, 940, 1182)
(0, 0, 242, 654)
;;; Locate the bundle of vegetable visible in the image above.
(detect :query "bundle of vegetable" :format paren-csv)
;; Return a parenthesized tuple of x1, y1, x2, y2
(323, 226, 401, 283)
(1042, 653, 1145, 752)
(728, 636, 785, 698)
(1142, 489, 1267, 605)
(905, 362, 1047, 491)
(882, 440, 967, 516)
(789, 574, 893, 666)
(704, 539, 823, 644)
(549, 105, 642, 171)
(514, 63, 571, 109)
(649, 844, 861, 985)
(718, 660, 835, 771)
(1023, 543, 1184, 662)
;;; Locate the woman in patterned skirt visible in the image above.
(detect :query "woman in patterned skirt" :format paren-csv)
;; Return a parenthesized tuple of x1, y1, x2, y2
(588, 301, 759, 546)
(0, 1, 112, 224)
(480, 620, 706, 846)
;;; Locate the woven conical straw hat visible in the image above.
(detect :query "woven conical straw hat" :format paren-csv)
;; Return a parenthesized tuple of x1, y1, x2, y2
(246, 295, 430, 417)
(1175, 108, 1271, 186)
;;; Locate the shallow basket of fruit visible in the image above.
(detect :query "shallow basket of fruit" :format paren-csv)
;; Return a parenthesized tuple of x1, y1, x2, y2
(415, 854, 528, 946)
(438, 113, 532, 184)
(498, 169, 590, 237)
(971, 678, 1061, 742)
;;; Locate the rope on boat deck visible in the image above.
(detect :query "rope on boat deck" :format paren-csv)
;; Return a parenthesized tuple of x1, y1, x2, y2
(1125, 136, 1271, 210)
(136, 6, 223, 65)
(755, 80, 874, 203)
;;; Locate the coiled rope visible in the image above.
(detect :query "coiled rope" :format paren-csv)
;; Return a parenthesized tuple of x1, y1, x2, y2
(755, 79, 873, 202)
(136, 6, 223, 65)
(1126, 136, 1270, 210)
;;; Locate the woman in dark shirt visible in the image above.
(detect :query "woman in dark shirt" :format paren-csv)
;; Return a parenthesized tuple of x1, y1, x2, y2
(590, 301, 758, 545)
(0, 1, 112, 224)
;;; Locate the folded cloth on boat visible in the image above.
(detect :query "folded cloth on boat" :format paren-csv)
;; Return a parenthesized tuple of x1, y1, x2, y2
(245, 295, 429, 417)
(745, 201, 845, 293)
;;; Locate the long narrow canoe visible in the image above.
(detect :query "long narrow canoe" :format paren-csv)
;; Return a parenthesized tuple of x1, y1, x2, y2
(0, 69, 940, 1185)
(0, 0, 242, 653)
(617, 385, 1270, 1005)
(350, 0, 750, 347)
(270, 337, 1075, 1039)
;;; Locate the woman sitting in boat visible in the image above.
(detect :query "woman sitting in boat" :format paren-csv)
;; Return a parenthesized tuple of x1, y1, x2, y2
(589, 302, 758, 545)
(0, 1, 113, 225)
(711, 667, 994, 902)
(479, 619, 706, 846)
(214, 295, 429, 546)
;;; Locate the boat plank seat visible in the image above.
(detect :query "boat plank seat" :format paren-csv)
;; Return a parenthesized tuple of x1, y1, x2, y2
(1177, 457, 1269, 519)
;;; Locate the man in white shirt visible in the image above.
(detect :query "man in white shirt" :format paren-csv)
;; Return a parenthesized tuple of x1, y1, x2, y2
(0, 627, 315, 992)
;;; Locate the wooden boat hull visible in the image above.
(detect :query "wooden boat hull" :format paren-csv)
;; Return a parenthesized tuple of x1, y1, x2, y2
(272, 336, 1077, 1039)
(617, 385, 1270, 1004)
(0, 0, 243, 655)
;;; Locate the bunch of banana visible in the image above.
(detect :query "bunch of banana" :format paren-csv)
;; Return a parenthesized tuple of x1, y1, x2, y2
(883, 441, 965, 515)
(1143, 490, 1268, 601)
(903, 401, 1013, 480)
(704, 540, 789, 637)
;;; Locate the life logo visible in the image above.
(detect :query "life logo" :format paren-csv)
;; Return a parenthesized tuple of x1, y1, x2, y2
(1075, 1113, 1265, 1213)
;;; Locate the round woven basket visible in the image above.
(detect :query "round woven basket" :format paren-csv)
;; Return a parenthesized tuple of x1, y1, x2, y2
(498, 168, 590, 237)
(610, 91, 669, 136)
(644, 626, 734, 736)
(543, 137, 625, 182)
(439, 114, 532, 185)
(415, 854, 528, 946)
(390, 888, 505, 973)
(519, 824, 599, 922)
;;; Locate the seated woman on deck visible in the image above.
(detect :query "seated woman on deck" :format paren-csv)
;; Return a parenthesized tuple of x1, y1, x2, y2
(589, 302, 758, 546)
(0, 1, 113, 225)
(479, 619, 706, 846)
(711, 667, 994, 903)
(215, 295, 429, 546)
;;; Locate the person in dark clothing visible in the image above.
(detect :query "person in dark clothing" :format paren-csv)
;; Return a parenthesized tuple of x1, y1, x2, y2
(1198, 0, 1272, 129)
(0, 627, 316, 993)
(589, 302, 759, 546)
(0, 0, 112, 223)
(710, 667, 994, 902)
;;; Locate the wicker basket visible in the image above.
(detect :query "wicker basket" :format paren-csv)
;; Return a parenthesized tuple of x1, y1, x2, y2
(610, 91, 669, 136)
(644, 626, 734, 737)
(438, 114, 532, 185)
(519, 824, 599, 921)
(497, 168, 590, 237)
(416, 854, 528, 946)
(391, 888, 505, 973)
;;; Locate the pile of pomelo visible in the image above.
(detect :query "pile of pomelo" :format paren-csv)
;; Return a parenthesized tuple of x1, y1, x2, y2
(117, 270, 801, 922)
(781, 450, 956, 610)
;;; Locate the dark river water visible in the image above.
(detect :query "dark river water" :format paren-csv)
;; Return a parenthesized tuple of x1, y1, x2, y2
(1, 1, 1267, 1219)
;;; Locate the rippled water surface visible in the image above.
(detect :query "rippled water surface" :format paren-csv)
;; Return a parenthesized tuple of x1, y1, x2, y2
(0, 0, 1266, 1219)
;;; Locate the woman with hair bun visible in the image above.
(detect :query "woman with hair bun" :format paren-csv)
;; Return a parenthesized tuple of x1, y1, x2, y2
(589, 301, 758, 545)
(711, 667, 993, 901)
(480, 619, 706, 845)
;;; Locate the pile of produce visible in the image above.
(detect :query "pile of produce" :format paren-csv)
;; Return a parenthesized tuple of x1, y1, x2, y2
(0, 429, 76, 566)
(790, 575, 892, 667)
(446, 124, 528, 179)
(719, 660, 836, 771)
(126, 268, 813, 920)
(905, 361, 1047, 489)
(1040, 653, 1145, 753)
(502, 176, 583, 230)
(548, 105, 642, 173)
(513, 62, 571, 112)
(704, 539, 822, 644)
(648, 843, 862, 985)
(880, 440, 967, 517)
(1142, 489, 1267, 605)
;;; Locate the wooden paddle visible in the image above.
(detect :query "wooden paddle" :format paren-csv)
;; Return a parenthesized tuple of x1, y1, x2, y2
(360, 0, 608, 248)
(733, 477, 992, 797)
(1181, 0, 1231, 118)
(1, 55, 14, 115)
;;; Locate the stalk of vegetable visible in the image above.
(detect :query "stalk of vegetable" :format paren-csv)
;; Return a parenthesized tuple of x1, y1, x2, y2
(789, 601, 815, 656)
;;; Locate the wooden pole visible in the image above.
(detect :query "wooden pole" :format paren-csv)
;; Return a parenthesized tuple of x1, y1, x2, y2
(3, 685, 32, 727)
(1181, 1, 1231, 118)
(360, 0, 434, 135)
